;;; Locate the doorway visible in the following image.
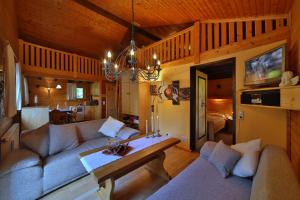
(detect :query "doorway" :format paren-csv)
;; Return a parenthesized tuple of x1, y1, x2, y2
(190, 58, 236, 151)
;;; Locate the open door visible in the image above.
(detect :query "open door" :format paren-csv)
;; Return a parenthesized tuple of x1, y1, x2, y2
(195, 70, 207, 149)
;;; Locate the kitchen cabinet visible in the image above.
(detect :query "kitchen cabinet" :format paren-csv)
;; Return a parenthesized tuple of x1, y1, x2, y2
(90, 82, 100, 96)
(84, 106, 101, 120)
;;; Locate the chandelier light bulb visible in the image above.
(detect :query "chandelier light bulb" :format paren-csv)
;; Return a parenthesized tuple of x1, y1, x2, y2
(130, 49, 135, 56)
(147, 65, 151, 70)
(157, 60, 161, 65)
(153, 53, 157, 60)
(114, 64, 118, 69)
(103, 59, 107, 64)
(107, 51, 112, 58)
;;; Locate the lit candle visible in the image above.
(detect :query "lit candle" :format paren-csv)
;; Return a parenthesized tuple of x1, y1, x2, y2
(145, 120, 148, 138)
(107, 51, 112, 58)
(114, 64, 118, 72)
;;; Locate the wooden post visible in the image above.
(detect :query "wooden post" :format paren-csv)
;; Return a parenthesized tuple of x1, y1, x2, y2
(194, 21, 200, 64)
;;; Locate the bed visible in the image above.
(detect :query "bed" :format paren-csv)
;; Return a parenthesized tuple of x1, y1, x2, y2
(207, 113, 227, 141)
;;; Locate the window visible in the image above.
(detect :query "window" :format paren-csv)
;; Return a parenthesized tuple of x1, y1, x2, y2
(76, 88, 84, 99)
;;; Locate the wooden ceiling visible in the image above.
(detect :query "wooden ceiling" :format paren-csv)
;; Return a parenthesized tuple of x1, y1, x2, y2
(16, 0, 293, 58)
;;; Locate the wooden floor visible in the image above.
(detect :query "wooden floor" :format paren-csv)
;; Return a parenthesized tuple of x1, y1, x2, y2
(114, 146, 199, 200)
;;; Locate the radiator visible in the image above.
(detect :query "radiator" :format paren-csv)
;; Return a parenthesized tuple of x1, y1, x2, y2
(0, 123, 19, 160)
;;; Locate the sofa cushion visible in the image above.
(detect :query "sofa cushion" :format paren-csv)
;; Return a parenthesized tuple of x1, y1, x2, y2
(208, 141, 241, 178)
(76, 119, 106, 142)
(148, 157, 252, 200)
(43, 136, 109, 192)
(49, 124, 79, 155)
(231, 139, 261, 177)
(98, 116, 124, 138)
(251, 145, 300, 200)
(0, 149, 40, 177)
(0, 166, 43, 200)
(200, 141, 216, 160)
(21, 123, 49, 158)
(117, 127, 140, 140)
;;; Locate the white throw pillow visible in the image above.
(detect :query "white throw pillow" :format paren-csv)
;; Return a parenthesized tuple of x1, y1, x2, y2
(231, 138, 261, 177)
(98, 116, 124, 138)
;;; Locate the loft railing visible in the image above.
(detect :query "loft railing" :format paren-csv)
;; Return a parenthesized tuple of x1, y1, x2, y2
(138, 26, 195, 66)
(138, 15, 290, 66)
(19, 40, 102, 81)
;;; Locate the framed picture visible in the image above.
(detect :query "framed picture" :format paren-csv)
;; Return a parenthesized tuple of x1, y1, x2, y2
(172, 81, 180, 105)
(179, 87, 190, 100)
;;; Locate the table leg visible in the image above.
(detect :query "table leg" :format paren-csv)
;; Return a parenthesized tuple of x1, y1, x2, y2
(145, 151, 171, 181)
(97, 178, 114, 200)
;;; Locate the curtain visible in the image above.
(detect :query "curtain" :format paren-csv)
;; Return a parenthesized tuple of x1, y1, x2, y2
(15, 63, 21, 110)
(5, 44, 16, 117)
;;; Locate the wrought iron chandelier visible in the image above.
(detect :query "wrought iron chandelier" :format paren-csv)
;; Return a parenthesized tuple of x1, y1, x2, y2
(102, 0, 161, 82)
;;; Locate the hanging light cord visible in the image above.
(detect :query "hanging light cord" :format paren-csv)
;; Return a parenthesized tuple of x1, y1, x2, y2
(131, 0, 135, 41)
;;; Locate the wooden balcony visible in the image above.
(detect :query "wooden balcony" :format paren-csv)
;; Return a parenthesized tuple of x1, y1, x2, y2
(19, 40, 102, 81)
(138, 15, 290, 67)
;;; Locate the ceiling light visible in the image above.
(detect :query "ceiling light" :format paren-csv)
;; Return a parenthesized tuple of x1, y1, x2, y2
(102, 0, 161, 82)
(56, 84, 62, 89)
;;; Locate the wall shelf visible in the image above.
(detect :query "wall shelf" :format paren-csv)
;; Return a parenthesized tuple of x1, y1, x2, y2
(239, 85, 300, 111)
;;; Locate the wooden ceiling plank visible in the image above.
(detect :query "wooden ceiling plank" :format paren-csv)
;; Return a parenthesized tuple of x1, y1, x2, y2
(73, 0, 160, 41)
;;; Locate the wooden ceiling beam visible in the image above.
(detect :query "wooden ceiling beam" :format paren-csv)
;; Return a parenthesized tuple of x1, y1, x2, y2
(73, 0, 161, 41)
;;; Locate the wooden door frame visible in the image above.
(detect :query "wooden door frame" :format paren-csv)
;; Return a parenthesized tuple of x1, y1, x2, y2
(190, 57, 236, 151)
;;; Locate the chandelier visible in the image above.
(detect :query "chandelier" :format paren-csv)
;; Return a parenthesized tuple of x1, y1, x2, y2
(102, 0, 161, 82)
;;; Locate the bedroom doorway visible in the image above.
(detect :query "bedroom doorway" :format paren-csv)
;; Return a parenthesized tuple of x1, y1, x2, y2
(190, 58, 236, 150)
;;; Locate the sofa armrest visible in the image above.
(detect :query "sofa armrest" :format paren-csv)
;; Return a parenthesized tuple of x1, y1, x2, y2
(0, 149, 41, 177)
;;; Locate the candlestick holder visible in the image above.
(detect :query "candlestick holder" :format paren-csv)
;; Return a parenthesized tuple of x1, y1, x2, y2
(145, 132, 149, 138)
(156, 129, 162, 137)
(151, 131, 155, 138)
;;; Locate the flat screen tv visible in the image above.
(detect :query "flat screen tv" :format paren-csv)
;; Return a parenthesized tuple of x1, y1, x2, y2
(244, 45, 286, 86)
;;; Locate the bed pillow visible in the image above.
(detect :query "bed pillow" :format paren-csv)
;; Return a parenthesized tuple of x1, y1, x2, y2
(98, 116, 124, 138)
(208, 112, 225, 118)
(49, 124, 79, 155)
(231, 138, 261, 177)
(21, 123, 49, 158)
(117, 127, 140, 140)
(208, 140, 241, 178)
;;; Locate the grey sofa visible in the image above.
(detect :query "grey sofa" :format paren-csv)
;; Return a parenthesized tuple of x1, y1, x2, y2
(148, 141, 300, 200)
(0, 119, 139, 200)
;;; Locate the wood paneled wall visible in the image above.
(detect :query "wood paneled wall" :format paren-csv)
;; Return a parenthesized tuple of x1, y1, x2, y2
(26, 77, 90, 109)
(207, 99, 232, 116)
(289, 0, 300, 181)
(208, 78, 232, 99)
(0, 0, 18, 57)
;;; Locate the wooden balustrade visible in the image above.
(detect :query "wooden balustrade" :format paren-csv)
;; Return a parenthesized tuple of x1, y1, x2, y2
(19, 40, 102, 81)
(138, 15, 290, 66)
(138, 26, 195, 66)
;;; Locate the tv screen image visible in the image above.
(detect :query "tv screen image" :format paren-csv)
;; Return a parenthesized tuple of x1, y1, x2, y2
(245, 46, 285, 86)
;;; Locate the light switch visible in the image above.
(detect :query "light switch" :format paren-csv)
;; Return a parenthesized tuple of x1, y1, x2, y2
(239, 111, 244, 120)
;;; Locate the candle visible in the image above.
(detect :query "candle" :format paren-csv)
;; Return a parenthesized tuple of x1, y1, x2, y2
(145, 120, 148, 138)
(151, 112, 154, 136)
(34, 95, 38, 105)
(156, 115, 159, 130)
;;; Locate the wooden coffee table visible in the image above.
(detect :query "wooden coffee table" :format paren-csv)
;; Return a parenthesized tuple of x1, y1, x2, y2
(79, 135, 180, 200)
